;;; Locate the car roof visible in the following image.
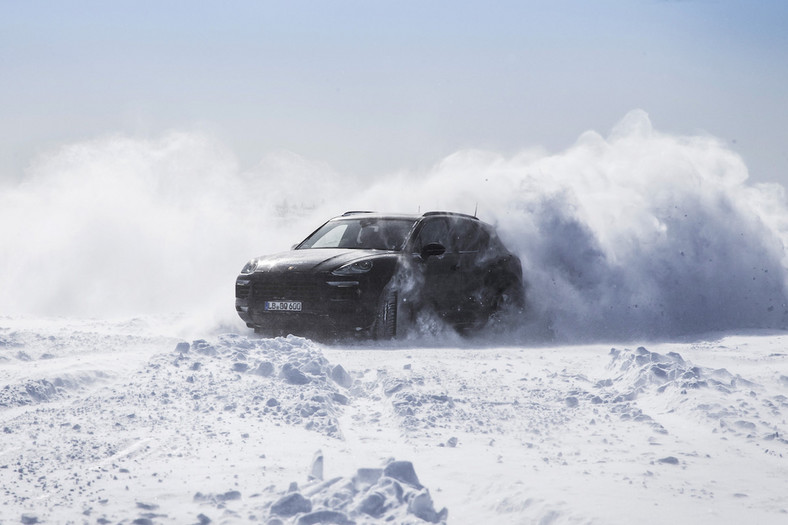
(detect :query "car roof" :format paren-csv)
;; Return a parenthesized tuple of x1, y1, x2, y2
(336, 211, 480, 221)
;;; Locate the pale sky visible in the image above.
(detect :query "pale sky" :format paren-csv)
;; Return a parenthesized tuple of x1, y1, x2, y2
(2, 0, 788, 184)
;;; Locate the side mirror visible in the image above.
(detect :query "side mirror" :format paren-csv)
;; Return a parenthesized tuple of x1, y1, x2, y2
(420, 242, 446, 259)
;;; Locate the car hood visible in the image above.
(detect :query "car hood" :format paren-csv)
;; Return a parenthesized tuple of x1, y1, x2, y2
(250, 249, 394, 273)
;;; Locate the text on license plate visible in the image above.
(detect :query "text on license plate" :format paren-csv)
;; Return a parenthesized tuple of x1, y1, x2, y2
(265, 301, 302, 312)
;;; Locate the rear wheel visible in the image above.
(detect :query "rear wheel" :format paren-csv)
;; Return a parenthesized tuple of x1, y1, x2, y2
(485, 273, 526, 325)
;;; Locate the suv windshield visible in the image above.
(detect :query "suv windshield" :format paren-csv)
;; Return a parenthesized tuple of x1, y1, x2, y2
(298, 218, 417, 251)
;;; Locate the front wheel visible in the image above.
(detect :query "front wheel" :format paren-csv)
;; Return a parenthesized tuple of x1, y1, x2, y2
(373, 291, 399, 339)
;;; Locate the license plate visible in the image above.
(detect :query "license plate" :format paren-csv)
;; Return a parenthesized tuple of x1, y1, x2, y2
(264, 301, 302, 312)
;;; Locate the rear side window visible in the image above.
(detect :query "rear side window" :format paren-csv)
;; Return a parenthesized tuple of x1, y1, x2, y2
(450, 219, 490, 253)
(413, 217, 492, 254)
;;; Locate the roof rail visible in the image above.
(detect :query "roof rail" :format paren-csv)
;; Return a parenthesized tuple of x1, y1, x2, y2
(341, 210, 376, 216)
(422, 211, 479, 220)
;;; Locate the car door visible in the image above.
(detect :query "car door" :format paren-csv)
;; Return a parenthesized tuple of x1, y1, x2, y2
(410, 217, 464, 317)
(447, 218, 494, 321)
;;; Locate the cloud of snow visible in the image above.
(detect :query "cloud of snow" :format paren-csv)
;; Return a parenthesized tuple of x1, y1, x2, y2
(2, 110, 787, 340)
(0, 133, 340, 329)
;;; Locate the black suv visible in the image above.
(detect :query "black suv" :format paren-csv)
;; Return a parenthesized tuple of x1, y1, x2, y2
(235, 211, 524, 339)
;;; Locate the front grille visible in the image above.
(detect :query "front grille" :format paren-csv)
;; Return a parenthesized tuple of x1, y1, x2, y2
(244, 272, 378, 334)
(250, 275, 328, 304)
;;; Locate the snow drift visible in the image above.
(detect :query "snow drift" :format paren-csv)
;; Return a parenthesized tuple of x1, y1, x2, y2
(2, 110, 787, 340)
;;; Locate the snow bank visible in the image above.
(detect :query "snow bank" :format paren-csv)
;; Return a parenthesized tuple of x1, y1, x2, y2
(2, 111, 788, 340)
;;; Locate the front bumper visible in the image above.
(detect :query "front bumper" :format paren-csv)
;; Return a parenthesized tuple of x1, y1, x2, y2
(235, 272, 381, 338)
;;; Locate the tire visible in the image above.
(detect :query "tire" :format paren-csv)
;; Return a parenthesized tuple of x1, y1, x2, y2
(486, 273, 526, 326)
(374, 291, 399, 339)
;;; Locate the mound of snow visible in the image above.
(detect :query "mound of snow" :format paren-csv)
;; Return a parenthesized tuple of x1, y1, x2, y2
(261, 458, 447, 524)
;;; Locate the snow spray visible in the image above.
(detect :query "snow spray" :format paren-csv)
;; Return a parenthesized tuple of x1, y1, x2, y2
(2, 110, 787, 341)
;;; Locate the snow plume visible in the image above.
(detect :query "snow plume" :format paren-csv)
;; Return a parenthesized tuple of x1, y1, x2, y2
(448, 111, 788, 341)
(381, 110, 788, 341)
(0, 133, 339, 327)
(2, 110, 788, 340)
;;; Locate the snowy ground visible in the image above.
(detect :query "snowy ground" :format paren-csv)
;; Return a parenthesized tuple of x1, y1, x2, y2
(1, 316, 787, 524)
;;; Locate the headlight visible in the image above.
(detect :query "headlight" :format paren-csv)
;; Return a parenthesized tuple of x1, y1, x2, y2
(332, 259, 374, 276)
(240, 259, 258, 274)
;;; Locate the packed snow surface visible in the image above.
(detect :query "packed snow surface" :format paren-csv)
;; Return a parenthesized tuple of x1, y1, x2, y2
(1, 316, 786, 524)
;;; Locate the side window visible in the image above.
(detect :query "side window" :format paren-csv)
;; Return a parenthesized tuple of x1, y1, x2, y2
(450, 219, 490, 253)
(413, 218, 450, 253)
